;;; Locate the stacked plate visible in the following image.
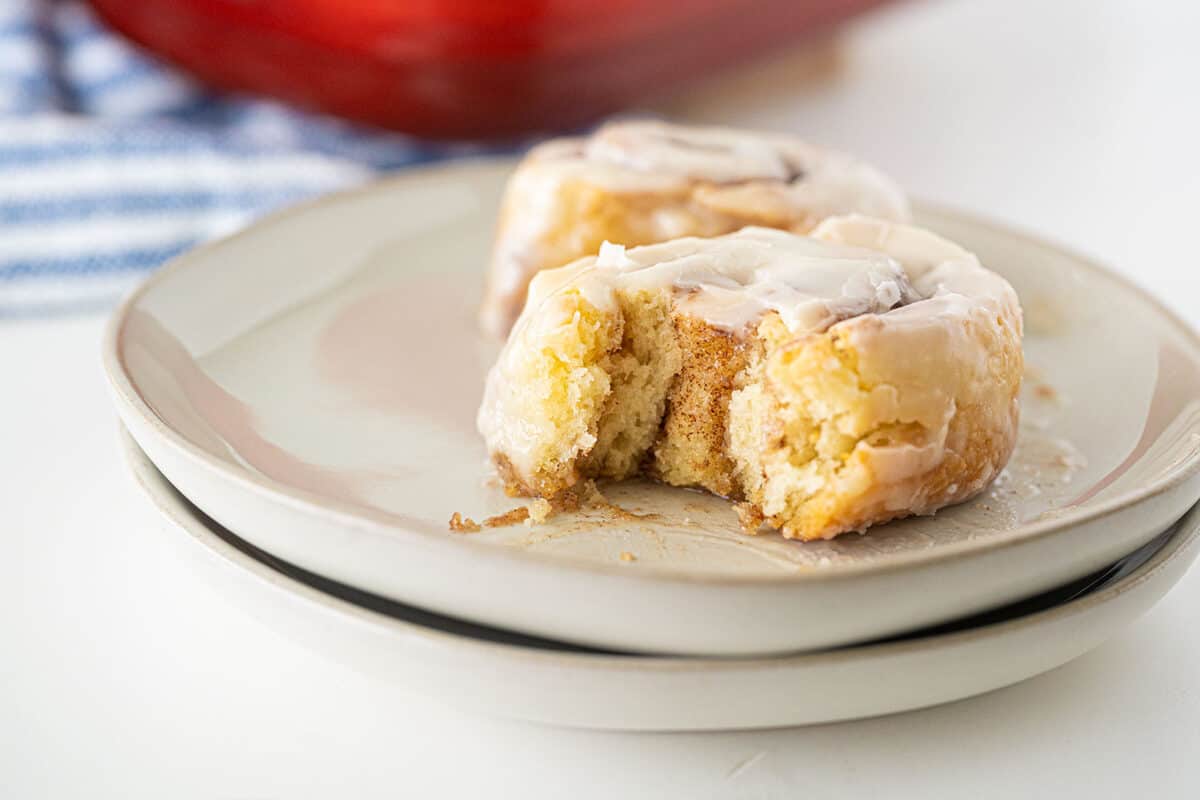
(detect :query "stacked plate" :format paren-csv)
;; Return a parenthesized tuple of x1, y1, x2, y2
(104, 160, 1200, 730)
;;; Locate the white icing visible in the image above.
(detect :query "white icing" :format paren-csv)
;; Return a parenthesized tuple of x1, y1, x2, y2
(521, 120, 911, 220)
(813, 214, 1023, 344)
(584, 122, 794, 183)
(519, 227, 918, 335)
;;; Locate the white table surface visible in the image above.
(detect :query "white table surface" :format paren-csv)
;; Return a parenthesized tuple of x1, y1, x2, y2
(4, 0, 1199, 796)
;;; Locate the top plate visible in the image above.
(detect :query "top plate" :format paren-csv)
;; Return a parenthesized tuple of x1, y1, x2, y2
(104, 159, 1200, 655)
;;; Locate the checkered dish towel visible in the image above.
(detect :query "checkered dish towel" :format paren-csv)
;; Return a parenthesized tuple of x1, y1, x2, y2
(0, 0, 501, 317)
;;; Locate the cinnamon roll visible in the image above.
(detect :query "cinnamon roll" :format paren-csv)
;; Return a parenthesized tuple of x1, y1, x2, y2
(480, 120, 910, 336)
(477, 217, 1023, 541)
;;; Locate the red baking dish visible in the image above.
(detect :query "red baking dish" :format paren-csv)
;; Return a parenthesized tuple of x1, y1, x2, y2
(89, 0, 889, 140)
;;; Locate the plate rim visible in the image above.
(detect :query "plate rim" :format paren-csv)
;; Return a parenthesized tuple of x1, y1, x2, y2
(102, 155, 1200, 587)
(121, 426, 1200, 671)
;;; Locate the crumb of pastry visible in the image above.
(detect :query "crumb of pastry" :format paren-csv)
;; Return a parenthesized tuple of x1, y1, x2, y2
(526, 498, 554, 526)
(448, 512, 481, 533)
(580, 479, 607, 507)
(734, 502, 765, 535)
(482, 506, 531, 528)
(1033, 383, 1057, 401)
(552, 487, 584, 513)
(450, 505, 541, 532)
(619, 551, 636, 562)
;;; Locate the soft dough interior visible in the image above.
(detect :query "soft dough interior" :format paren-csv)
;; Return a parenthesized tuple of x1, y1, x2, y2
(584, 290, 681, 479)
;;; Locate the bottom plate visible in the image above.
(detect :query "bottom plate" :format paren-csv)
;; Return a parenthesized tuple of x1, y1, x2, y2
(122, 429, 1200, 731)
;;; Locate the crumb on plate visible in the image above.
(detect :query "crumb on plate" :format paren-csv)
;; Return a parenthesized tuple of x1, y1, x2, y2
(734, 502, 765, 535)
(482, 506, 531, 528)
(448, 512, 481, 533)
(526, 498, 554, 526)
(1033, 383, 1057, 400)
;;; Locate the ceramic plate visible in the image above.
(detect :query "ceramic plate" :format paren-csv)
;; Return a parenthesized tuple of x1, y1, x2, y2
(104, 159, 1200, 655)
(122, 430, 1200, 730)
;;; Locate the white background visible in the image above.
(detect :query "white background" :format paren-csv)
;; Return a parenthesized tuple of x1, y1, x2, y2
(4, 0, 1200, 796)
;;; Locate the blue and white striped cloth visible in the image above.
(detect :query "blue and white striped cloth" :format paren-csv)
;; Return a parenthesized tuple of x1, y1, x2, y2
(0, 0, 505, 318)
